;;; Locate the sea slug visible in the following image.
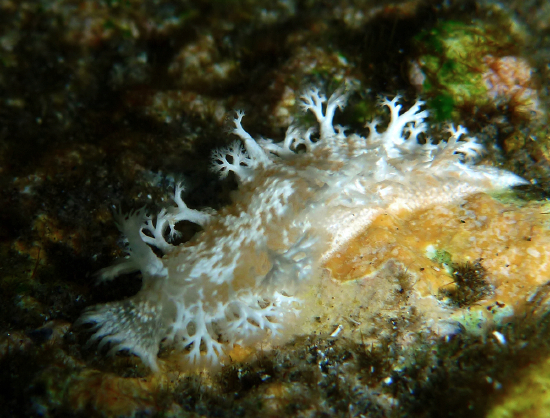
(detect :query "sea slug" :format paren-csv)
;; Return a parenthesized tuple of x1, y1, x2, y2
(78, 84, 526, 371)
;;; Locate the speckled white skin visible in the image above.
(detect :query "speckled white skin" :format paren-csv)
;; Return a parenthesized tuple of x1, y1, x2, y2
(77, 85, 526, 371)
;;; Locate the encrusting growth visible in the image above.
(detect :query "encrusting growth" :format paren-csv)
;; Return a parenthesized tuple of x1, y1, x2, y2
(77, 84, 526, 371)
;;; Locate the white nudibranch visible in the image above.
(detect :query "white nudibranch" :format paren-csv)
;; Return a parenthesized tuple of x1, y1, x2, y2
(77, 84, 526, 371)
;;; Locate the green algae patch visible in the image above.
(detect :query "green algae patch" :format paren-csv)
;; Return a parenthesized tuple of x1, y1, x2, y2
(410, 18, 536, 123)
(425, 245, 453, 267)
(487, 355, 550, 418)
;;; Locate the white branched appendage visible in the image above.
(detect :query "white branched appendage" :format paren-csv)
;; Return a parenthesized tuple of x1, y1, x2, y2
(210, 141, 255, 182)
(78, 83, 527, 372)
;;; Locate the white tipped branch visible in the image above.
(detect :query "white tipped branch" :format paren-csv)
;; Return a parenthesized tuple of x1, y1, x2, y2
(140, 184, 212, 252)
(232, 110, 272, 167)
(300, 84, 351, 139)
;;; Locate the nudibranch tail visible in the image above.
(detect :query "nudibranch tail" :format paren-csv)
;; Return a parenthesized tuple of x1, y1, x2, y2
(76, 296, 166, 372)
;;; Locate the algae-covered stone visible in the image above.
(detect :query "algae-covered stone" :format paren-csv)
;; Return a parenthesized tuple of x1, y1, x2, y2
(487, 355, 550, 418)
(410, 19, 540, 122)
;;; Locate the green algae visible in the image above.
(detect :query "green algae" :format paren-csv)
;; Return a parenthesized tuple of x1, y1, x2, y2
(412, 19, 523, 121)
(487, 355, 550, 418)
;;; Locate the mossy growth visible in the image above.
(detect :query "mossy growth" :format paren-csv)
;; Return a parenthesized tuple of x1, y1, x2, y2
(428, 246, 492, 307)
(440, 260, 492, 308)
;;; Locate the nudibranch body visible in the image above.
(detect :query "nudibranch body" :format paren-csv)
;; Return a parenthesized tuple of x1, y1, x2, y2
(78, 85, 526, 371)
